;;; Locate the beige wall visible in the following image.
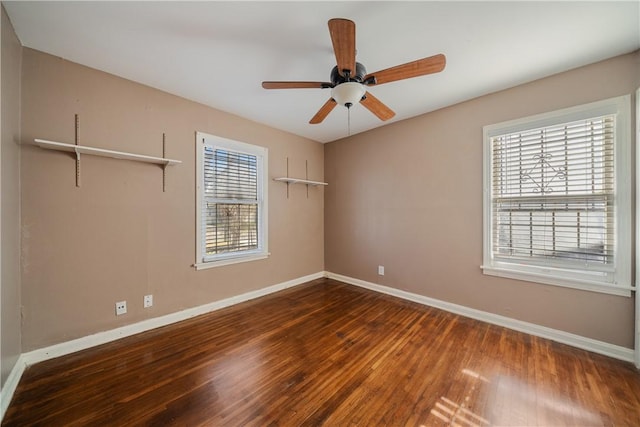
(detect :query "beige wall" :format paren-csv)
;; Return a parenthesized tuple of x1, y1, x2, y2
(9, 30, 639, 354)
(1, 5, 22, 385)
(20, 48, 324, 351)
(325, 51, 639, 348)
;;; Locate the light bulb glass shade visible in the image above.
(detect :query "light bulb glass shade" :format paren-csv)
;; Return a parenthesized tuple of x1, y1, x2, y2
(331, 82, 366, 107)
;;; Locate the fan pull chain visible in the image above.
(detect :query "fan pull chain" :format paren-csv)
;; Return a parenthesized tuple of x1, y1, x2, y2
(348, 106, 351, 136)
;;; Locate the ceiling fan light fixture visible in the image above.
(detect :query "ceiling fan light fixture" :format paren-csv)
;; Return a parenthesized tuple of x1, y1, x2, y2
(331, 82, 365, 108)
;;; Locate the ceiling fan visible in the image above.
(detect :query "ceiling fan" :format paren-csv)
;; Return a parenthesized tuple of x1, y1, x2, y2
(262, 18, 446, 125)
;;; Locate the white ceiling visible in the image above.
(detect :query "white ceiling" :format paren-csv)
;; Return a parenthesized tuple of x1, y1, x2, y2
(4, 1, 639, 143)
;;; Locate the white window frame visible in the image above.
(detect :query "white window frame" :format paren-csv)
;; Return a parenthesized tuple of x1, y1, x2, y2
(195, 131, 268, 270)
(482, 95, 632, 296)
(635, 87, 639, 368)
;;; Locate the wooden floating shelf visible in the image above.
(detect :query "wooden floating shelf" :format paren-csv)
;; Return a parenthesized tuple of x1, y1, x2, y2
(34, 139, 182, 166)
(274, 177, 328, 186)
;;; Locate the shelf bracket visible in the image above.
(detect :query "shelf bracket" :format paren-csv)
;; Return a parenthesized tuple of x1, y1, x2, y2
(162, 133, 167, 193)
(75, 114, 81, 187)
(286, 157, 290, 199)
(306, 160, 309, 198)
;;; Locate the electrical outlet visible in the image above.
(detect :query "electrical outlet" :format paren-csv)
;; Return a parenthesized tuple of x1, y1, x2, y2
(378, 265, 385, 276)
(115, 301, 127, 316)
(143, 294, 153, 308)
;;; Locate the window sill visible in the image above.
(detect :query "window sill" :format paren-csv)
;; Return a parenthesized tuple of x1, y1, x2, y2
(481, 265, 634, 297)
(194, 252, 270, 270)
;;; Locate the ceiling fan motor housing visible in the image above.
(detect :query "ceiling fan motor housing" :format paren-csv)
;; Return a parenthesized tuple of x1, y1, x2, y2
(331, 62, 367, 85)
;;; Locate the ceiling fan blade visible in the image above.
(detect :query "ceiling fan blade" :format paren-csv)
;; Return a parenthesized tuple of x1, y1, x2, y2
(328, 18, 356, 77)
(309, 98, 337, 124)
(360, 91, 395, 121)
(262, 81, 331, 89)
(364, 54, 446, 86)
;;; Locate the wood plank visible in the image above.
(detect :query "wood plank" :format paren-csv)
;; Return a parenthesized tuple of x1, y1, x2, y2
(3, 278, 640, 426)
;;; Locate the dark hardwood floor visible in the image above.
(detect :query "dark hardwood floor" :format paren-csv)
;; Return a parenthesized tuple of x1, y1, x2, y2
(4, 278, 640, 426)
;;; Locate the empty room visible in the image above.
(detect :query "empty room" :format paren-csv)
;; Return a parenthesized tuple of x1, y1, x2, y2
(1, 1, 640, 425)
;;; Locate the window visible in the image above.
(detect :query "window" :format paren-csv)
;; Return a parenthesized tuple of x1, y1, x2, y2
(195, 132, 268, 269)
(483, 96, 631, 296)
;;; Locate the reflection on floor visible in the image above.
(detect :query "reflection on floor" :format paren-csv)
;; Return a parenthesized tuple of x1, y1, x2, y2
(428, 367, 604, 426)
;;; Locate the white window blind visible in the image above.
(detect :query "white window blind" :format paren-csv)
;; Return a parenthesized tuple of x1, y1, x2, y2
(204, 147, 259, 255)
(491, 116, 614, 268)
(195, 132, 268, 269)
(482, 96, 631, 296)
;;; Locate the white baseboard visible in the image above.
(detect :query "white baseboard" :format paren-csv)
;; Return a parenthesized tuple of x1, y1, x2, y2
(326, 272, 635, 363)
(0, 271, 324, 422)
(0, 354, 27, 422)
